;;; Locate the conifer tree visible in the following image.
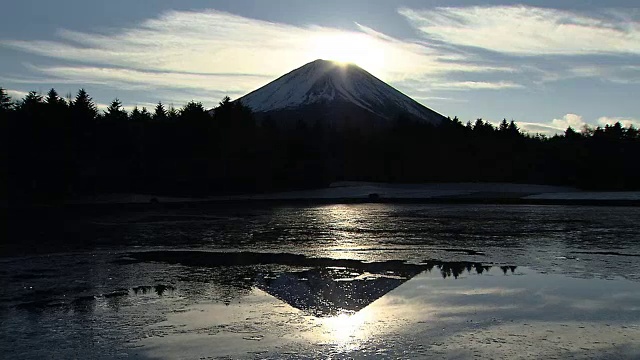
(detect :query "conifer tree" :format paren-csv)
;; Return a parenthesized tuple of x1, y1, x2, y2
(180, 101, 208, 122)
(17, 91, 44, 115)
(130, 106, 142, 122)
(104, 98, 128, 122)
(507, 120, 519, 135)
(499, 119, 509, 132)
(71, 88, 98, 121)
(167, 105, 179, 122)
(140, 107, 152, 122)
(153, 102, 167, 121)
(0, 87, 14, 112)
(45, 88, 66, 107)
(20, 91, 43, 106)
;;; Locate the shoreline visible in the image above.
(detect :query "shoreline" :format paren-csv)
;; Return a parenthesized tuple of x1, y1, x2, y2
(8, 195, 640, 211)
(7, 182, 640, 209)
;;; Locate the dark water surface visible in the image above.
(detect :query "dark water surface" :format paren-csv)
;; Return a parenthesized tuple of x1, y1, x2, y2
(2, 204, 640, 359)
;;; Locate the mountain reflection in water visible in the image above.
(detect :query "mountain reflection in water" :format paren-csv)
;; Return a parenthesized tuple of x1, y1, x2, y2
(3, 204, 640, 359)
(3, 247, 640, 359)
(255, 267, 418, 317)
(128, 250, 504, 317)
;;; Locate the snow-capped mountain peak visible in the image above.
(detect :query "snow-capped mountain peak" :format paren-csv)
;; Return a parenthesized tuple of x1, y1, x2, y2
(237, 59, 446, 124)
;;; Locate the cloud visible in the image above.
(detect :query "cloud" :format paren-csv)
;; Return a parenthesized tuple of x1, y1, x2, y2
(411, 96, 468, 103)
(398, 6, 640, 88)
(2, 5, 638, 128)
(2, 10, 318, 77)
(96, 102, 159, 113)
(0, 9, 516, 105)
(431, 81, 524, 90)
(517, 122, 565, 136)
(518, 114, 640, 136)
(597, 116, 640, 128)
(535, 64, 640, 84)
(399, 6, 640, 56)
(518, 114, 587, 136)
(5, 89, 29, 101)
(28, 64, 266, 96)
(551, 113, 587, 130)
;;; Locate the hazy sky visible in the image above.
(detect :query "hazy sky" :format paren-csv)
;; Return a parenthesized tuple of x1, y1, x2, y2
(1, 0, 639, 134)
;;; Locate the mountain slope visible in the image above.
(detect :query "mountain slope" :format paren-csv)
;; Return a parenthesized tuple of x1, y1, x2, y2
(237, 59, 446, 124)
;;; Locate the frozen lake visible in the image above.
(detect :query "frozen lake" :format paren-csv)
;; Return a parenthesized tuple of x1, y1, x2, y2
(2, 204, 640, 359)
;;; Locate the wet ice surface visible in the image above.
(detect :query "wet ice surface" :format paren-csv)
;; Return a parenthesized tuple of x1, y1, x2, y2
(2, 204, 640, 359)
(139, 268, 640, 359)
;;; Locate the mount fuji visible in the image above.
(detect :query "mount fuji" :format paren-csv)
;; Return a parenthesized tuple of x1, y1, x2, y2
(237, 59, 446, 125)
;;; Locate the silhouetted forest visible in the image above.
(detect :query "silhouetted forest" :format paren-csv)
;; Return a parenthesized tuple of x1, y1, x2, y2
(2, 87, 639, 203)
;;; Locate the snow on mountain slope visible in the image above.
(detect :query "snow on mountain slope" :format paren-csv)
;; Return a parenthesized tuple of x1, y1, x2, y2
(237, 59, 446, 123)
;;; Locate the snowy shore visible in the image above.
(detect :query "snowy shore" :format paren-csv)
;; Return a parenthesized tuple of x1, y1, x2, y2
(63, 182, 640, 206)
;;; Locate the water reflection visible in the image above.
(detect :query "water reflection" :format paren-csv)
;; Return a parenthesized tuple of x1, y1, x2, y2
(255, 267, 422, 317)
(134, 264, 640, 359)
(3, 248, 640, 359)
(128, 250, 504, 316)
(132, 284, 175, 296)
(500, 265, 518, 275)
(318, 309, 374, 352)
(13, 284, 176, 313)
(9, 204, 640, 282)
(5, 204, 640, 358)
(7, 250, 505, 318)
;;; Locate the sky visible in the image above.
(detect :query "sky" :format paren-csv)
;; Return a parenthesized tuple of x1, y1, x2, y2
(1, 0, 639, 134)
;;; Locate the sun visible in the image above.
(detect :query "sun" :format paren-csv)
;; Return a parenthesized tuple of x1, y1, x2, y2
(309, 32, 386, 75)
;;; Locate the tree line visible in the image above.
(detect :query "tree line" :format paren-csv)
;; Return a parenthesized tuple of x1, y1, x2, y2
(1, 87, 639, 203)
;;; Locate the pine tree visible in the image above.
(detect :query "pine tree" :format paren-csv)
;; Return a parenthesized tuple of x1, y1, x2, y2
(167, 105, 178, 122)
(18, 91, 44, 113)
(564, 126, 581, 140)
(45, 88, 66, 107)
(130, 106, 143, 122)
(71, 88, 98, 121)
(180, 101, 208, 122)
(104, 98, 128, 122)
(153, 102, 167, 121)
(499, 119, 509, 132)
(218, 96, 232, 108)
(507, 120, 519, 135)
(625, 125, 639, 140)
(0, 87, 13, 112)
(140, 107, 152, 122)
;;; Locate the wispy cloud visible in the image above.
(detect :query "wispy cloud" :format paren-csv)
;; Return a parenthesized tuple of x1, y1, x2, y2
(431, 81, 524, 90)
(2, 5, 638, 122)
(28, 64, 266, 96)
(532, 64, 640, 84)
(0, 9, 517, 105)
(412, 96, 468, 103)
(399, 6, 640, 56)
(398, 5, 640, 97)
(517, 122, 565, 136)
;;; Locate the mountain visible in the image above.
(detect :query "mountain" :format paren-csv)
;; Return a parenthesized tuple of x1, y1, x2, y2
(237, 59, 447, 125)
(255, 266, 422, 317)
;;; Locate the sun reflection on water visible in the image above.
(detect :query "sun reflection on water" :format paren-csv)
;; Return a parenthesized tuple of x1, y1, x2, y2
(316, 309, 374, 351)
(314, 204, 386, 261)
